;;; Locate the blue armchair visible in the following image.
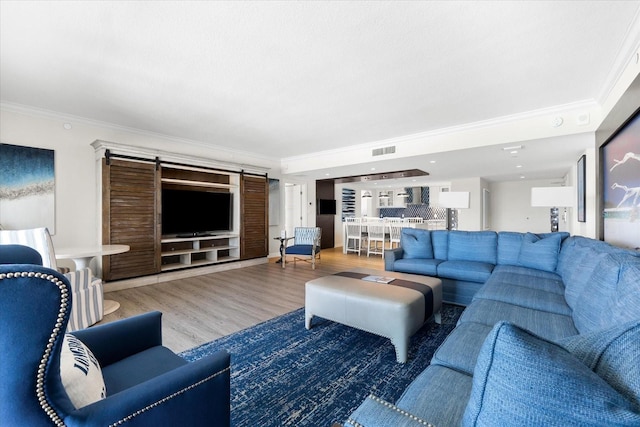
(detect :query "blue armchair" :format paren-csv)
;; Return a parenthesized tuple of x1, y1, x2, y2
(0, 263, 231, 426)
(283, 227, 322, 269)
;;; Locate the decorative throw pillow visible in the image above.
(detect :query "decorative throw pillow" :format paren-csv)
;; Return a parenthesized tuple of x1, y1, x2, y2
(60, 334, 106, 409)
(401, 228, 433, 259)
(517, 232, 562, 272)
(463, 321, 640, 427)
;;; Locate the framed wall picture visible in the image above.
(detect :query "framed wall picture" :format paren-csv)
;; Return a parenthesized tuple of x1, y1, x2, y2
(600, 108, 640, 249)
(0, 143, 55, 232)
(577, 155, 586, 222)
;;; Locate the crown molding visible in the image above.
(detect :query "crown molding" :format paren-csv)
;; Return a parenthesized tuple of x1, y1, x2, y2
(281, 98, 599, 165)
(0, 101, 279, 165)
(597, 7, 640, 105)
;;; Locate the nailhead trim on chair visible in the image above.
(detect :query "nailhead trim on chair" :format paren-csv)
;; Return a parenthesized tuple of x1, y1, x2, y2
(108, 365, 231, 426)
(0, 271, 69, 427)
(346, 394, 435, 427)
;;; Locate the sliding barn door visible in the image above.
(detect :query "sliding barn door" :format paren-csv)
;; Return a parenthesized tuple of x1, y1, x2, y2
(241, 174, 268, 259)
(102, 158, 161, 281)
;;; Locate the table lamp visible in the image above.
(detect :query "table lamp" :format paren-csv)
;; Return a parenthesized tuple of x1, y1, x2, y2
(439, 192, 470, 230)
(531, 186, 575, 232)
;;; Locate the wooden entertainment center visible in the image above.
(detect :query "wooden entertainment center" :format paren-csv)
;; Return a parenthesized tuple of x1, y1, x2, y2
(93, 141, 269, 282)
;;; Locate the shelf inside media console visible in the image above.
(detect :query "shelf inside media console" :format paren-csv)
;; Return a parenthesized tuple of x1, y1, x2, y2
(160, 234, 240, 271)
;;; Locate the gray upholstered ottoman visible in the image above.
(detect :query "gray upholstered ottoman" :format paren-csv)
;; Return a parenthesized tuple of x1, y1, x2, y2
(305, 267, 442, 363)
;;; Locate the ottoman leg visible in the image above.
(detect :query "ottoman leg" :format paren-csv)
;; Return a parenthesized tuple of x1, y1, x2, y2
(434, 311, 442, 324)
(392, 336, 409, 363)
(305, 312, 314, 329)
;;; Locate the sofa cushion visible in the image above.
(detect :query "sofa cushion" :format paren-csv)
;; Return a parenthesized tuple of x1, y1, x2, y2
(558, 236, 636, 309)
(437, 260, 494, 283)
(101, 346, 187, 394)
(431, 230, 449, 260)
(463, 322, 640, 427)
(458, 299, 577, 341)
(431, 322, 494, 375)
(558, 320, 640, 408)
(490, 265, 564, 294)
(400, 228, 433, 259)
(393, 258, 442, 276)
(448, 231, 497, 264)
(472, 280, 571, 316)
(573, 254, 640, 334)
(517, 232, 562, 273)
(396, 365, 473, 427)
(496, 231, 525, 266)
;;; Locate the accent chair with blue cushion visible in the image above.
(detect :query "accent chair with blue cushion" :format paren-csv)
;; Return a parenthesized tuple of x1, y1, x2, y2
(283, 227, 322, 269)
(0, 263, 231, 426)
(0, 243, 43, 265)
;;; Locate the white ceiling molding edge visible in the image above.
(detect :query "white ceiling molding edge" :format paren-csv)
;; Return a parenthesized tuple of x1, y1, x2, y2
(596, 8, 640, 105)
(0, 101, 280, 165)
(281, 99, 600, 175)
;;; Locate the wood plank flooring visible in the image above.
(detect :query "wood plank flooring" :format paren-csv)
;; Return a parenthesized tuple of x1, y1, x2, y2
(100, 248, 384, 353)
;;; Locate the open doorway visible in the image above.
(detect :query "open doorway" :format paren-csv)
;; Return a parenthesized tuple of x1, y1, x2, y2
(284, 183, 307, 237)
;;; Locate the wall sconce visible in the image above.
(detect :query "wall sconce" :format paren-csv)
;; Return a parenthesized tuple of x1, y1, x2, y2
(531, 187, 575, 232)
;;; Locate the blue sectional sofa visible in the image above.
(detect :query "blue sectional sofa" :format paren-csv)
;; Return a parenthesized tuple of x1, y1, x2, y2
(385, 229, 570, 306)
(346, 230, 640, 426)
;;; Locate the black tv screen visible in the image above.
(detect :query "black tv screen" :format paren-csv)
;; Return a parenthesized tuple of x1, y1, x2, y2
(162, 189, 233, 236)
(317, 199, 336, 215)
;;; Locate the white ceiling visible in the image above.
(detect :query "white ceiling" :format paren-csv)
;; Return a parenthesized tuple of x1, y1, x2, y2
(1, 1, 639, 185)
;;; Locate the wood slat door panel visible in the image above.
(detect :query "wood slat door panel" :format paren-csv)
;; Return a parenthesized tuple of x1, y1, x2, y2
(241, 175, 268, 259)
(103, 159, 160, 281)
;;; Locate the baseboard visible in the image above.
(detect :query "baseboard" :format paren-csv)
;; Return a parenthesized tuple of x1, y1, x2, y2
(103, 257, 268, 292)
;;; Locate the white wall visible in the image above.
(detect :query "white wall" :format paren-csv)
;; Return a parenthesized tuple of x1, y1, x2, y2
(490, 179, 567, 233)
(1, 108, 278, 251)
(451, 177, 484, 231)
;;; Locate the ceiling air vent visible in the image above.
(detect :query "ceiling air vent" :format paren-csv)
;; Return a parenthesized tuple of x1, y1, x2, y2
(372, 146, 396, 157)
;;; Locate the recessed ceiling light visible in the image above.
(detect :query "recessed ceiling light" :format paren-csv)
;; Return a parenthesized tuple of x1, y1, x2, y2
(510, 150, 518, 154)
(371, 168, 376, 171)
(520, 175, 525, 179)
(516, 165, 523, 168)
(63, 123, 72, 130)
(325, 173, 330, 176)
(429, 160, 436, 164)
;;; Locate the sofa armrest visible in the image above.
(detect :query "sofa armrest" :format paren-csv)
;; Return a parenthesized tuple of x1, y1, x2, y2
(64, 350, 231, 427)
(384, 248, 404, 271)
(71, 311, 163, 367)
(345, 394, 434, 427)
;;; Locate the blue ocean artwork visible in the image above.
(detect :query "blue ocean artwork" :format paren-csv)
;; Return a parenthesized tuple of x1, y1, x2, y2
(0, 143, 55, 200)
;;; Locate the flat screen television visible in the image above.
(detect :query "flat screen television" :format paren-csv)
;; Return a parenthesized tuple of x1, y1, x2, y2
(317, 199, 336, 215)
(162, 189, 233, 237)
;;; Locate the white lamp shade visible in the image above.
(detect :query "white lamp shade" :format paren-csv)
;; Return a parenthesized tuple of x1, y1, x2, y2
(439, 191, 470, 209)
(531, 187, 575, 207)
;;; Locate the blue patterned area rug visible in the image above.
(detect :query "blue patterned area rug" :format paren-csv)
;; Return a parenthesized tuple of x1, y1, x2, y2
(180, 304, 464, 427)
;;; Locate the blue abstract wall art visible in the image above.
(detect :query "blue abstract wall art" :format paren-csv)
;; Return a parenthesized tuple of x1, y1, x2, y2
(0, 143, 55, 232)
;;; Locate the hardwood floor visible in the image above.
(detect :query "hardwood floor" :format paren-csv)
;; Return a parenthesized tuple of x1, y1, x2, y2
(100, 248, 385, 353)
